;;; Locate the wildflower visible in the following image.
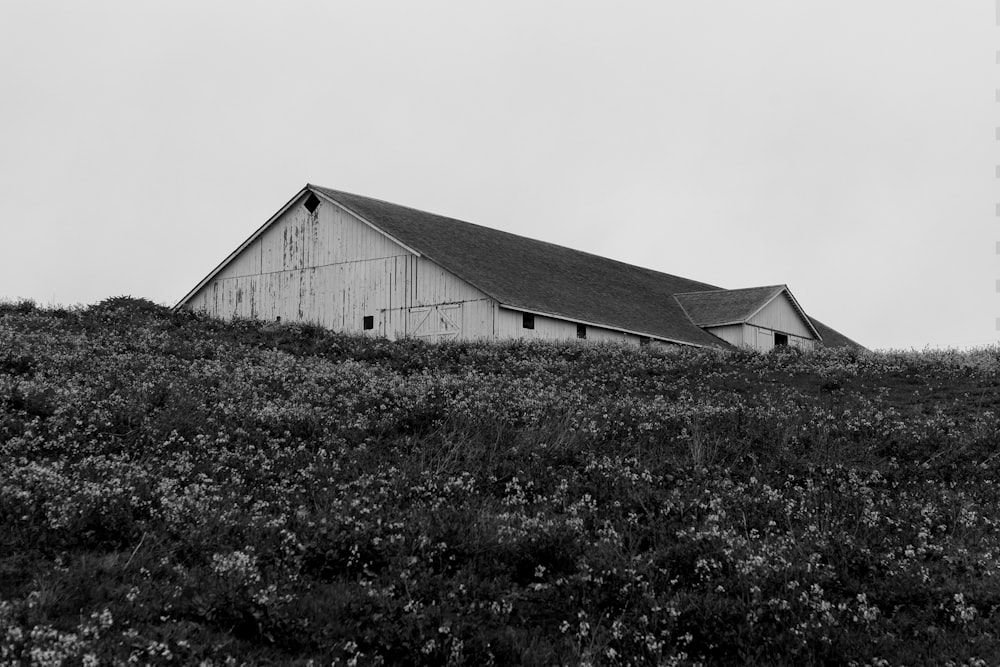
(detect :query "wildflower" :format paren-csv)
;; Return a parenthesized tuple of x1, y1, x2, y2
(949, 593, 977, 624)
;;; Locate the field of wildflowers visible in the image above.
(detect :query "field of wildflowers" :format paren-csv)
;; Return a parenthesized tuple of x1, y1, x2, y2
(1, 297, 999, 666)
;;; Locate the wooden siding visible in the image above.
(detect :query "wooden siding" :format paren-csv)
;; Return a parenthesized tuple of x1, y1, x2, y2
(186, 194, 497, 341)
(208, 197, 412, 285)
(748, 293, 814, 339)
(787, 333, 816, 350)
(748, 325, 815, 352)
(458, 300, 496, 340)
(413, 258, 487, 306)
(188, 195, 412, 334)
(268, 199, 410, 271)
(213, 238, 262, 279)
(704, 323, 815, 352)
(753, 327, 773, 352)
(704, 324, 744, 347)
(405, 258, 494, 340)
(187, 258, 408, 333)
(495, 308, 643, 346)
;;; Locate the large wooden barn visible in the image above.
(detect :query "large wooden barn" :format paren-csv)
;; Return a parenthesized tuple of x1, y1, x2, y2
(175, 185, 859, 351)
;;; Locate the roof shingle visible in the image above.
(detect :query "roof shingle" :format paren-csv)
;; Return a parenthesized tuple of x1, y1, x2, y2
(674, 286, 787, 327)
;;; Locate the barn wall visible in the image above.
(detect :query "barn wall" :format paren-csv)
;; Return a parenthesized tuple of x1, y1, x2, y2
(748, 293, 814, 338)
(588, 325, 641, 346)
(750, 326, 773, 352)
(213, 238, 262, 279)
(413, 258, 487, 306)
(393, 257, 495, 341)
(495, 308, 643, 346)
(704, 324, 744, 347)
(404, 257, 496, 341)
(743, 324, 816, 352)
(188, 259, 410, 333)
(264, 199, 410, 272)
(184, 284, 212, 313)
(705, 323, 815, 352)
(185, 194, 497, 341)
(187, 194, 413, 335)
(787, 334, 817, 350)
(208, 201, 411, 284)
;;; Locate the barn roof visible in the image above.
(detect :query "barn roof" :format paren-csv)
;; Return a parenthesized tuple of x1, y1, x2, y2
(675, 286, 787, 327)
(674, 285, 822, 340)
(309, 185, 860, 348)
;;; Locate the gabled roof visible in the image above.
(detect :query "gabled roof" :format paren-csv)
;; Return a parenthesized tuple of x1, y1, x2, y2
(675, 286, 787, 327)
(674, 285, 822, 340)
(177, 184, 862, 348)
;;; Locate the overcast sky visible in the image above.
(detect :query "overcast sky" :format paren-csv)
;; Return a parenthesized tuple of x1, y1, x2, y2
(0, 2, 994, 350)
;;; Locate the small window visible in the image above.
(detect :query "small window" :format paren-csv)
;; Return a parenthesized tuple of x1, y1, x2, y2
(363, 315, 374, 330)
(275, 316, 281, 323)
(774, 332, 788, 347)
(639, 336, 650, 347)
(304, 193, 320, 214)
(576, 323, 587, 339)
(522, 313, 535, 329)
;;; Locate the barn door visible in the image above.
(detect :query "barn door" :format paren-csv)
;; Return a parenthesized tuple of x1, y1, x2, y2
(756, 328, 774, 352)
(407, 304, 463, 342)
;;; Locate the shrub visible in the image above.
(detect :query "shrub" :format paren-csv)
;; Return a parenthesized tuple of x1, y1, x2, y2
(1, 304, 999, 664)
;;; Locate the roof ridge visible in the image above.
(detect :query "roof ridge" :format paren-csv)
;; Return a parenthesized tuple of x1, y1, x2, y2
(311, 185, 476, 225)
(674, 284, 785, 297)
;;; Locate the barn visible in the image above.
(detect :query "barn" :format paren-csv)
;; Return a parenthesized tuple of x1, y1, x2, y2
(175, 185, 860, 351)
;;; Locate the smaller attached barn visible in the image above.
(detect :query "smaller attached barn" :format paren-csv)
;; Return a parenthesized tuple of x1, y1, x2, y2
(674, 286, 823, 352)
(175, 185, 861, 351)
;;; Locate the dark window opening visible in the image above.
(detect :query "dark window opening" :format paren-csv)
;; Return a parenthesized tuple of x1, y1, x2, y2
(304, 193, 320, 214)
(275, 316, 281, 323)
(522, 313, 535, 329)
(577, 323, 587, 339)
(774, 332, 788, 347)
(639, 336, 650, 347)
(363, 315, 374, 330)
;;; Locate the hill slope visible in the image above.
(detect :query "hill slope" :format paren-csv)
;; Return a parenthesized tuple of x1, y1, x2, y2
(1, 299, 999, 665)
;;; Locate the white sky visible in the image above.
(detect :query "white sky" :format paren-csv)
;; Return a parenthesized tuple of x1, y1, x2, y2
(0, 2, 994, 350)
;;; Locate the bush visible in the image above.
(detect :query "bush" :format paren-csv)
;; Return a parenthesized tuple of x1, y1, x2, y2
(0, 298, 37, 316)
(1, 304, 998, 664)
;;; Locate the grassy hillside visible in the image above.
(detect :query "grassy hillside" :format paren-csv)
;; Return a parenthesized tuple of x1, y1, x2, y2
(1, 298, 999, 666)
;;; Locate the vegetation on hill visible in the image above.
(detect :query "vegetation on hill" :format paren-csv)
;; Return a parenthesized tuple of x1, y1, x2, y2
(1, 298, 999, 666)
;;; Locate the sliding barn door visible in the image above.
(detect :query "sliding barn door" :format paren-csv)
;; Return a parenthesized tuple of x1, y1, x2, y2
(407, 304, 463, 342)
